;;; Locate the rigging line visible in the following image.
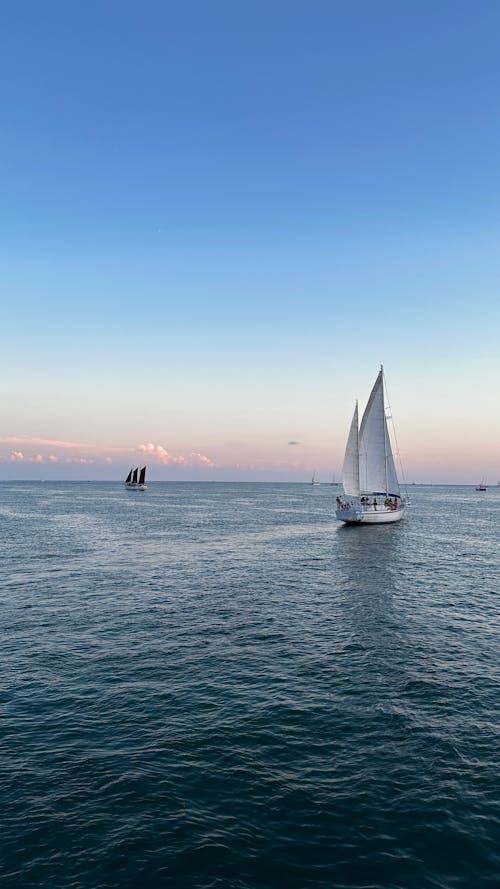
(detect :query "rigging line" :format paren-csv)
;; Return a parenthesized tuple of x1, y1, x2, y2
(382, 369, 410, 502)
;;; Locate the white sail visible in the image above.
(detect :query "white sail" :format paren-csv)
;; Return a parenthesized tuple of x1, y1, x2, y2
(358, 369, 399, 495)
(342, 401, 360, 496)
(383, 421, 400, 495)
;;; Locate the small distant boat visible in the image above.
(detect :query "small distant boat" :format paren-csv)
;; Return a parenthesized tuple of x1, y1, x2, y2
(329, 473, 338, 486)
(311, 471, 320, 486)
(125, 465, 147, 490)
(335, 366, 405, 525)
(476, 478, 487, 491)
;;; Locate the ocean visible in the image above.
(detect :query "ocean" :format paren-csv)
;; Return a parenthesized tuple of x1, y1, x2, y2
(1, 481, 499, 888)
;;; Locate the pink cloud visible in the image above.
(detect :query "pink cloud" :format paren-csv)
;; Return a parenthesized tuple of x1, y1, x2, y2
(137, 443, 215, 467)
(48, 454, 59, 463)
(0, 437, 87, 449)
(188, 452, 216, 467)
(29, 454, 44, 463)
(138, 442, 172, 464)
(10, 450, 25, 461)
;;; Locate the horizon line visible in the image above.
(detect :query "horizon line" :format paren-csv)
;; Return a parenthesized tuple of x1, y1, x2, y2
(0, 479, 496, 487)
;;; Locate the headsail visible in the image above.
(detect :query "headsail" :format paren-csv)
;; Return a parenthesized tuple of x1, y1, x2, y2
(125, 468, 133, 484)
(342, 401, 360, 496)
(358, 369, 399, 494)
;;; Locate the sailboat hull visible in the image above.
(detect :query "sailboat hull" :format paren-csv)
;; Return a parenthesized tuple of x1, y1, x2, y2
(335, 505, 405, 525)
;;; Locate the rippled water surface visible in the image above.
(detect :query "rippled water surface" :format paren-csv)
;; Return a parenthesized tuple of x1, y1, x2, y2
(1, 482, 500, 888)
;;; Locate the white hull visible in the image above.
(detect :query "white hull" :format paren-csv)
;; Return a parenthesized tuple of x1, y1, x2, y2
(125, 484, 147, 490)
(336, 504, 405, 524)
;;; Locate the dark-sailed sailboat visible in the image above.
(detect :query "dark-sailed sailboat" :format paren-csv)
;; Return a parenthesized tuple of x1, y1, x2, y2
(125, 466, 147, 490)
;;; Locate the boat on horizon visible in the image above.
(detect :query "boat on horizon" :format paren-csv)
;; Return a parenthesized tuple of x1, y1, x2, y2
(335, 366, 405, 525)
(311, 471, 320, 486)
(125, 466, 147, 490)
(476, 478, 487, 491)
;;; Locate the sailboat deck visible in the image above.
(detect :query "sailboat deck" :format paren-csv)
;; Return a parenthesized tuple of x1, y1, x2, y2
(335, 500, 405, 524)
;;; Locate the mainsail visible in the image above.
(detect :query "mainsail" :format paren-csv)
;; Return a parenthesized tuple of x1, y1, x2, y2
(358, 369, 399, 495)
(131, 467, 138, 485)
(138, 466, 146, 486)
(125, 468, 133, 485)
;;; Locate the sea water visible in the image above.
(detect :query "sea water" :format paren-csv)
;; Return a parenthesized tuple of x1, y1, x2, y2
(1, 482, 499, 888)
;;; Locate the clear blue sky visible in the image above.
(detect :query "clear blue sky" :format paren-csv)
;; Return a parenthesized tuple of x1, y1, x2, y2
(2, 1, 499, 481)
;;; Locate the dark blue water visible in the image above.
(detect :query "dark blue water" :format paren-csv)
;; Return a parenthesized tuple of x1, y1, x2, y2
(1, 482, 499, 888)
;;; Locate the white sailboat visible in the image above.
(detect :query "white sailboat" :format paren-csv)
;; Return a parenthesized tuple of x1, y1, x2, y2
(125, 465, 147, 490)
(476, 478, 487, 491)
(311, 471, 320, 486)
(335, 367, 405, 525)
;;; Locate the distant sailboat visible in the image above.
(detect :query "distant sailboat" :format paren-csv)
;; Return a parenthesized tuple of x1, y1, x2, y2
(335, 367, 405, 524)
(311, 471, 320, 486)
(125, 466, 147, 490)
(330, 473, 338, 486)
(476, 478, 487, 491)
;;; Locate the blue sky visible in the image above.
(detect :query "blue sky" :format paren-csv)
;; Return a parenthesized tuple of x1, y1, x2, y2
(1, 1, 500, 481)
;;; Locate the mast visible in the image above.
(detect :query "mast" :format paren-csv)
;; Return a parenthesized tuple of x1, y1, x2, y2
(381, 364, 388, 495)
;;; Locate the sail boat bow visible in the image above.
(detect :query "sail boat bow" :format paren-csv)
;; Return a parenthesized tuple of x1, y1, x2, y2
(335, 368, 405, 525)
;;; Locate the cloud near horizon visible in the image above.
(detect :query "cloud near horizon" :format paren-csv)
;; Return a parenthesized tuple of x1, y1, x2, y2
(9, 451, 44, 463)
(3, 449, 94, 465)
(0, 437, 99, 466)
(1, 438, 214, 468)
(137, 442, 215, 467)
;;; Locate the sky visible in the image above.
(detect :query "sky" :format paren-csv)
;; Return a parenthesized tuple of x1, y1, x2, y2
(1, 0, 500, 483)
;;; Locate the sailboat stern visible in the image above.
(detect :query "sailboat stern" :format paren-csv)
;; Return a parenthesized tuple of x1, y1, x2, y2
(357, 504, 405, 524)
